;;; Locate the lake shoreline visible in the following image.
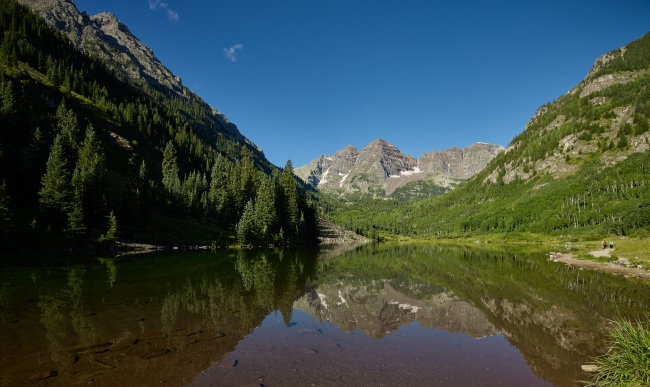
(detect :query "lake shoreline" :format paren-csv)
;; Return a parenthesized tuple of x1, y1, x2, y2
(551, 251, 650, 280)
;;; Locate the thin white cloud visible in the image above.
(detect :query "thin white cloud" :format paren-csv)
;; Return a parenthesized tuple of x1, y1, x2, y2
(224, 44, 243, 62)
(165, 8, 179, 20)
(148, 0, 179, 21)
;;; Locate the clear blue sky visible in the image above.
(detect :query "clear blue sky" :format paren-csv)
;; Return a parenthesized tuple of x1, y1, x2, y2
(74, 0, 650, 167)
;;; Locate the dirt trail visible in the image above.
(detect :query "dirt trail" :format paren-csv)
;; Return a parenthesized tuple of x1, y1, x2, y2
(550, 250, 650, 280)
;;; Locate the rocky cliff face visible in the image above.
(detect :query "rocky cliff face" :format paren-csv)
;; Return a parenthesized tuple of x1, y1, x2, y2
(418, 142, 505, 179)
(17, 0, 260, 151)
(295, 139, 504, 197)
(18, 0, 183, 93)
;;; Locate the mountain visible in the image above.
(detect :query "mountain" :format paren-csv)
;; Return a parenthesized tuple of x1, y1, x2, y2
(325, 32, 650, 239)
(295, 139, 504, 199)
(16, 0, 260, 153)
(0, 0, 319, 249)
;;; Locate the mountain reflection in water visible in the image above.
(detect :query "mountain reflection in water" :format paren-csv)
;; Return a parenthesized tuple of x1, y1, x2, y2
(0, 243, 648, 387)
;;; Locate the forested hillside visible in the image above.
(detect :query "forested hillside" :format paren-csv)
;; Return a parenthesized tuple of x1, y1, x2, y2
(0, 0, 318, 250)
(323, 32, 650, 241)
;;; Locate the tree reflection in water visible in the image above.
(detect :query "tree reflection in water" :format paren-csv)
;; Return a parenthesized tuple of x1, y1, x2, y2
(2, 243, 649, 387)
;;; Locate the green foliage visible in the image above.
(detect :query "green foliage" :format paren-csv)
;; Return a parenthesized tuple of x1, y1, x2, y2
(325, 150, 650, 240)
(254, 177, 278, 242)
(236, 200, 256, 244)
(72, 124, 106, 230)
(389, 180, 450, 202)
(280, 160, 300, 240)
(38, 134, 72, 226)
(162, 140, 180, 196)
(98, 211, 118, 242)
(583, 317, 650, 387)
(0, 31, 17, 67)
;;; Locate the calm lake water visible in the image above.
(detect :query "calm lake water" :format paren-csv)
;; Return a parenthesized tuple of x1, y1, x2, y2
(1, 243, 649, 386)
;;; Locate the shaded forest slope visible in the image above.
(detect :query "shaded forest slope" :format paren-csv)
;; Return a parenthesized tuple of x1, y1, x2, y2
(0, 0, 318, 250)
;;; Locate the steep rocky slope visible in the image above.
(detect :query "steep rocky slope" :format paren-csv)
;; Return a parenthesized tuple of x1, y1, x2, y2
(16, 0, 260, 152)
(296, 139, 504, 198)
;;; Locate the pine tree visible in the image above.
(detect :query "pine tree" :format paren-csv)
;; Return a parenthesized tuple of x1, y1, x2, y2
(66, 188, 86, 236)
(209, 155, 234, 221)
(56, 101, 81, 156)
(254, 177, 278, 242)
(239, 153, 258, 211)
(100, 211, 119, 242)
(0, 32, 18, 68)
(0, 80, 28, 184)
(71, 124, 106, 230)
(162, 141, 180, 196)
(39, 134, 73, 227)
(280, 160, 299, 240)
(236, 199, 257, 244)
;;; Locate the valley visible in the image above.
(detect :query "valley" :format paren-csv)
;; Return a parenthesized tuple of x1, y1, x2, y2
(1, 2, 649, 386)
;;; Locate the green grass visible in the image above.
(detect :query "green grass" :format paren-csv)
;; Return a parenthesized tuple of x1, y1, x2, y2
(583, 317, 650, 387)
(613, 239, 650, 266)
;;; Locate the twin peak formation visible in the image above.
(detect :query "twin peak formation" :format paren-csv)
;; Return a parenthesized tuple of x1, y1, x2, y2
(295, 140, 504, 197)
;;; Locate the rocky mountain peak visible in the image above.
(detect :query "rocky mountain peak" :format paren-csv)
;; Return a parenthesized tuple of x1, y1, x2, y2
(354, 138, 417, 179)
(295, 139, 504, 198)
(341, 144, 359, 152)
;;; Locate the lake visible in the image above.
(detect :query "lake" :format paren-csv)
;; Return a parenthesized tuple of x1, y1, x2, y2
(1, 242, 649, 386)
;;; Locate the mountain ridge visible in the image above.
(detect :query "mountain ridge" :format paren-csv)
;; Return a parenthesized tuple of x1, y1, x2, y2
(16, 0, 263, 154)
(296, 139, 504, 198)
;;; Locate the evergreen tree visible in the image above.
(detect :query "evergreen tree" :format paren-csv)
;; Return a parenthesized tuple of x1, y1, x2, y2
(162, 141, 180, 196)
(254, 177, 278, 242)
(236, 199, 257, 244)
(280, 160, 299, 240)
(0, 79, 29, 185)
(66, 187, 86, 237)
(39, 134, 73, 228)
(56, 101, 81, 157)
(0, 32, 18, 68)
(99, 211, 119, 242)
(238, 153, 258, 211)
(209, 155, 234, 222)
(71, 124, 106, 230)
